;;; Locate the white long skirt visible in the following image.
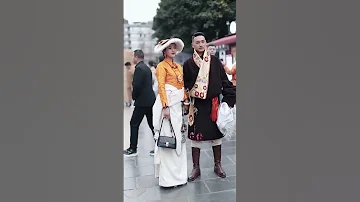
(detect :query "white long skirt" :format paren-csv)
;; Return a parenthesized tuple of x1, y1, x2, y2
(154, 101, 187, 187)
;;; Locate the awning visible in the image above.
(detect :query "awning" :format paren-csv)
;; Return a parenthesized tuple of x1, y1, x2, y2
(209, 34, 236, 46)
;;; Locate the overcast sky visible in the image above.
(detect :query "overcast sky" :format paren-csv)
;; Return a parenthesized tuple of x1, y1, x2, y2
(124, 0, 161, 23)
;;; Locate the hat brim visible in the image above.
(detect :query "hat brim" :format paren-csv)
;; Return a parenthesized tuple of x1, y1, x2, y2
(154, 38, 184, 54)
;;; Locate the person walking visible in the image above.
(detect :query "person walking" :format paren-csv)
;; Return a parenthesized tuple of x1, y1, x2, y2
(183, 32, 236, 181)
(152, 38, 188, 187)
(148, 61, 158, 97)
(124, 62, 135, 107)
(123, 50, 156, 157)
(224, 62, 236, 86)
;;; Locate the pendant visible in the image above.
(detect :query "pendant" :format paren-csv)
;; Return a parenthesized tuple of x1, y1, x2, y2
(177, 75, 183, 83)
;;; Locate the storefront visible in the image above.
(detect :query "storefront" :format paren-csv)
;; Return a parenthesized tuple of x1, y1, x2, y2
(209, 34, 236, 65)
(209, 34, 236, 80)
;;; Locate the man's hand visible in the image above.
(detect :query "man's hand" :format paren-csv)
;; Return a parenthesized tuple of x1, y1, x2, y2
(183, 99, 190, 115)
(184, 105, 189, 115)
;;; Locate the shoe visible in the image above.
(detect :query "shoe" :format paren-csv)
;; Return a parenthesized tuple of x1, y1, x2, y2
(188, 147, 201, 182)
(123, 147, 138, 157)
(212, 145, 226, 178)
(149, 150, 154, 156)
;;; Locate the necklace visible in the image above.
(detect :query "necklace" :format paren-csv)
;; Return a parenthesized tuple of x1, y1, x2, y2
(165, 61, 183, 83)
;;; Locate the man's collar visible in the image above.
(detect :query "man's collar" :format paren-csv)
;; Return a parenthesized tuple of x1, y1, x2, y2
(135, 61, 144, 67)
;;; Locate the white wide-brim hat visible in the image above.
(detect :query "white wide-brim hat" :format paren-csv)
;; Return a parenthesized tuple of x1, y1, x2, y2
(154, 38, 184, 54)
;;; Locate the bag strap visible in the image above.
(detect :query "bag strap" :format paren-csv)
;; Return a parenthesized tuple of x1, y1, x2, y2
(158, 117, 175, 136)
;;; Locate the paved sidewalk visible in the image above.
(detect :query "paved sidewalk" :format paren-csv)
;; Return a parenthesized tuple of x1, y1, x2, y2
(123, 106, 236, 202)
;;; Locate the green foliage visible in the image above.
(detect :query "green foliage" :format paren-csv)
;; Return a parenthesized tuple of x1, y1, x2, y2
(152, 0, 236, 53)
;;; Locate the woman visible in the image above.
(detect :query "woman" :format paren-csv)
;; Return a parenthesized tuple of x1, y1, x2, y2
(148, 61, 159, 97)
(124, 62, 135, 107)
(152, 38, 188, 188)
(224, 62, 236, 86)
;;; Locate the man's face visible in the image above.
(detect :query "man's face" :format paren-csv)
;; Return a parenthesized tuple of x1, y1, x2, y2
(192, 36, 206, 53)
(132, 55, 138, 64)
(125, 65, 131, 69)
(208, 46, 216, 55)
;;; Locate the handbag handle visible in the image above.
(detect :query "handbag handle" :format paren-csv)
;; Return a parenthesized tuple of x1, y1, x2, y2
(158, 117, 175, 137)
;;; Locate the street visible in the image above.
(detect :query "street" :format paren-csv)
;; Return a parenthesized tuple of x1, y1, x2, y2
(123, 105, 236, 202)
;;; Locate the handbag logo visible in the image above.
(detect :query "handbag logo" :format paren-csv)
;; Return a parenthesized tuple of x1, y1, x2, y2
(166, 142, 169, 147)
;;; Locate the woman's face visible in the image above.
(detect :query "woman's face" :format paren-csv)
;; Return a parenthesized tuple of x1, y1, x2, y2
(164, 43, 177, 58)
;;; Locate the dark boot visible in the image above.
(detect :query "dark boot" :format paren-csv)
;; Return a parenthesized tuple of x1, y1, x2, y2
(212, 145, 226, 178)
(188, 147, 201, 182)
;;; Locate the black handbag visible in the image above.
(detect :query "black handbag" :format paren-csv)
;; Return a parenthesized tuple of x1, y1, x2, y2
(157, 118, 176, 149)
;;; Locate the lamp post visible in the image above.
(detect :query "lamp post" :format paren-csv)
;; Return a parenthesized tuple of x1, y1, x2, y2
(226, 21, 230, 35)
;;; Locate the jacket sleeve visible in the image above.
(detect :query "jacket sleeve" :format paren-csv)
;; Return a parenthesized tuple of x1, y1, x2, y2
(132, 67, 144, 100)
(218, 60, 236, 107)
(156, 64, 168, 107)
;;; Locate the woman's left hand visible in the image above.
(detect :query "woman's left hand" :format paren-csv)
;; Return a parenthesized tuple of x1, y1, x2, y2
(163, 107, 170, 119)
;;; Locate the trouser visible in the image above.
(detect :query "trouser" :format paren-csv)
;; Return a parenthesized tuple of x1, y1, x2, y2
(190, 138, 222, 148)
(130, 106, 155, 149)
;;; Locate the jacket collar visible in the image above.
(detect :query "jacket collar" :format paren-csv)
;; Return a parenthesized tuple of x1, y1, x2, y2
(135, 61, 144, 68)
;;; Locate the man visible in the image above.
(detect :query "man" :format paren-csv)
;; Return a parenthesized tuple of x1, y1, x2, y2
(123, 50, 156, 157)
(183, 32, 236, 181)
(207, 43, 217, 56)
(124, 62, 135, 107)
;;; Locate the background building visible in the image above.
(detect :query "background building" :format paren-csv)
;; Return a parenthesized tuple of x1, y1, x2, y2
(209, 33, 236, 81)
(124, 20, 160, 63)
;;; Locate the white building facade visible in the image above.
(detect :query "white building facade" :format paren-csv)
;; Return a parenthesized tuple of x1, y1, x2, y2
(124, 20, 160, 63)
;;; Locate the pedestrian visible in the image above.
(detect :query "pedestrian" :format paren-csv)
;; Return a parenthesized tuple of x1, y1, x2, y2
(123, 50, 156, 157)
(124, 62, 135, 107)
(148, 60, 157, 75)
(152, 38, 188, 187)
(207, 43, 217, 56)
(183, 32, 236, 181)
(224, 62, 236, 86)
(148, 61, 158, 96)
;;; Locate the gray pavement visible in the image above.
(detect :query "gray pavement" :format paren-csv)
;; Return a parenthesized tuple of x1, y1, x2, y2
(123, 106, 236, 202)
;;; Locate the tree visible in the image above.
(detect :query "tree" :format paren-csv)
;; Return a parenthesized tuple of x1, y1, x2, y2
(152, 0, 236, 53)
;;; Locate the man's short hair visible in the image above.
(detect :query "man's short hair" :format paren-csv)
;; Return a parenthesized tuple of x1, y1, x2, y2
(133, 49, 144, 59)
(208, 43, 216, 47)
(124, 62, 131, 66)
(192, 32, 206, 41)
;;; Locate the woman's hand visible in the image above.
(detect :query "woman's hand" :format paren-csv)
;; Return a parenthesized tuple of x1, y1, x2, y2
(163, 107, 170, 119)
